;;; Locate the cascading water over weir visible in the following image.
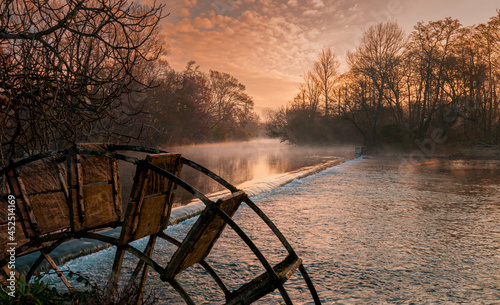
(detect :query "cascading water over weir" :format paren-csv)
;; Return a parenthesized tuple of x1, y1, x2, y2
(0, 143, 321, 304)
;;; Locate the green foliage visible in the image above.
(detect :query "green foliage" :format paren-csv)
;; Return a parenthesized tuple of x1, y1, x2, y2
(0, 271, 157, 305)
(0, 274, 92, 304)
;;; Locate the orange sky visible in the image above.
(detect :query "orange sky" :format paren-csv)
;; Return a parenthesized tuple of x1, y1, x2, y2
(153, 0, 500, 113)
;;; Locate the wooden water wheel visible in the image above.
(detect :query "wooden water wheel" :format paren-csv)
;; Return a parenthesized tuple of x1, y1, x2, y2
(0, 144, 321, 304)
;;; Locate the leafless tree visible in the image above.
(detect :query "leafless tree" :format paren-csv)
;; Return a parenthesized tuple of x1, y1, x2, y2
(291, 71, 321, 116)
(406, 18, 461, 136)
(266, 15, 500, 147)
(346, 21, 406, 144)
(0, 0, 165, 161)
(475, 11, 500, 142)
(312, 48, 340, 116)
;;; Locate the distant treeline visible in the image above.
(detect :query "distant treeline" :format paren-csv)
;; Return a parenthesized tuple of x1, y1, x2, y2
(116, 60, 259, 147)
(267, 12, 500, 149)
(0, 1, 258, 163)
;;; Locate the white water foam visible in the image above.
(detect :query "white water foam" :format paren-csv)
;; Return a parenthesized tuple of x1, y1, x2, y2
(18, 158, 349, 273)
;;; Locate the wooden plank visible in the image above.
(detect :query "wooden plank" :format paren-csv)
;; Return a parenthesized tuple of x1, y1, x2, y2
(126, 235, 157, 305)
(55, 160, 75, 233)
(68, 145, 122, 232)
(6, 169, 39, 237)
(110, 159, 122, 220)
(106, 246, 126, 302)
(81, 155, 113, 185)
(126, 236, 155, 290)
(29, 192, 70, 233)
(120, 153, 182, 244)
(55, 162, 70, 201)
(75, 154, 86, 225)
(42, 252, 74, 292)
(0, 185, 66, 261)
(66, 154, 77, 232)
(225, 256, 302, 305)
(130, 195, 164, 241)
(0, 265, 19, 285)
(4, 158, 73, 236)
(0, 222, 31, 261)
(17, 175, 39, 233)
(81, 184, 118, 229)
(5, 169, 26, 223)
(164, 191, 245, 279)
(120, 168, 147, 244)
(133, 171, 148, 220)
(25, 239, 67, 282)
(157, 155, 181, 231)
(14, 158, 63, 194)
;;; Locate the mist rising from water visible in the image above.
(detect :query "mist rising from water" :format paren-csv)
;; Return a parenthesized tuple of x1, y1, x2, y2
(163, 138, 356, 205)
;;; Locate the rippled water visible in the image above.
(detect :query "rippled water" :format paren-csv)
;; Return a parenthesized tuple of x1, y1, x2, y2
(246, 157, 500, 304)
(50, 156, 500, 304)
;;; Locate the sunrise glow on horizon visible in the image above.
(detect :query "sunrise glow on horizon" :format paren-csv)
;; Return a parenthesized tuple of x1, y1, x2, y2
(156, 0, 499, 112)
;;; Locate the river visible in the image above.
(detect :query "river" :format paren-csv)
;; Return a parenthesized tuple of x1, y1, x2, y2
(163, 139, 354, 205)
(46, 145, 500, 304)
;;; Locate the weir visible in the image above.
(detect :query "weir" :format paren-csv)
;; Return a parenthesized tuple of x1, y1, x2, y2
(13, 156, 345, 274)
(0, 144, 322, 304)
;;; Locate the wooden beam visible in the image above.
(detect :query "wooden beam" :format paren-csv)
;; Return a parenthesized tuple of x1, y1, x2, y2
(110, 159, 122, 220)
(75, 154, 86, 225)
(42, 252, 74, 292)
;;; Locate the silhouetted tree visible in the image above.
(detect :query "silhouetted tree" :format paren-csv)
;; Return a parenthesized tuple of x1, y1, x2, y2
(0, 0, 165, 161)
(268, 13, 500, 147)
(406, 18, 462, 137)
(347, 21, 406, 145)
(312, 48, 340, 116)
(207, 70, 255, 140)
(133, 61, 211, 146)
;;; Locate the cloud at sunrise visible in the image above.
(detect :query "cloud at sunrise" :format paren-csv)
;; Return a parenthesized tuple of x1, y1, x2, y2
(156, 0, 500, 112)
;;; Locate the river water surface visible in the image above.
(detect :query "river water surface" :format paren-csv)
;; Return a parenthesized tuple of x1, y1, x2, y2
(165, 139, 354, 205)
(51, 150, 500, 304)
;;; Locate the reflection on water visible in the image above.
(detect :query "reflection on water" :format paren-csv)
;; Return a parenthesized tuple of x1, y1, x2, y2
(165, 139, 354, 205)
(52, 155, 500, 304)
(117, 139, 354, 207)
